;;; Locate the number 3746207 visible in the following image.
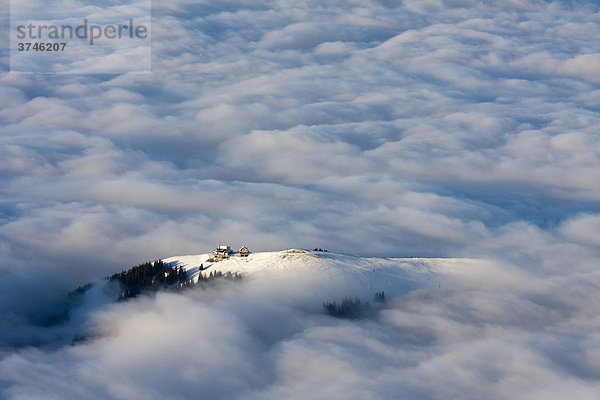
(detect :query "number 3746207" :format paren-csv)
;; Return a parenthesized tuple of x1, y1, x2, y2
(18, 42, 67, 51)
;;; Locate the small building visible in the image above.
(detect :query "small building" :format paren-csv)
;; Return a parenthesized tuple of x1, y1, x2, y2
(212, 244, 232, 261)
(238, 246, 249, 257)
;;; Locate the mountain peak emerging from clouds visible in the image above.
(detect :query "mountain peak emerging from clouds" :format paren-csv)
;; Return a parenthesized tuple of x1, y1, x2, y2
(162, 248, 477, 298)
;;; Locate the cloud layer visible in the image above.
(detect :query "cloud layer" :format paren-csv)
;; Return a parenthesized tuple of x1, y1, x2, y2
(1, 0, 599, 398)
(2, 253, 600, 400)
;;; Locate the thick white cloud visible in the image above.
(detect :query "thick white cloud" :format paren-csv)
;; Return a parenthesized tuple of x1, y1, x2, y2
(0, 0, 599, 398)
(2, 252, 600, 399)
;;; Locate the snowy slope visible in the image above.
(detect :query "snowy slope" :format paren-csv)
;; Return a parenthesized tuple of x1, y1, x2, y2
(58, 249, 477, 345)
(163, 249, 477, 298)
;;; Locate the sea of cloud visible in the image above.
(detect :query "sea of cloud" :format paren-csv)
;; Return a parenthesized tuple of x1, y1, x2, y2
(0, 0, 599, 398)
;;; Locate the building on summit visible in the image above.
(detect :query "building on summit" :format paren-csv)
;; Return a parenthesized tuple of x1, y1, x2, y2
(212, 244, 232, 261)
(209, 244, 250, 262)
(238, 246, 249, 257)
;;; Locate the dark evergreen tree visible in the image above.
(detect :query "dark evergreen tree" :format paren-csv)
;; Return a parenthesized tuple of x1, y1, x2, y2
(374, 291, 386, 303)
(323, 297, 370, 319)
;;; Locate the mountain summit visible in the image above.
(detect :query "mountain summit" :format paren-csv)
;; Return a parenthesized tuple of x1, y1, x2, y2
(163, 248, 475, 298)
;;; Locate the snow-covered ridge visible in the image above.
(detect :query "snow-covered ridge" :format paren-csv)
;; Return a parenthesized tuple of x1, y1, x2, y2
(60, 249, 478, 346)
(163, 249, 478, 297)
